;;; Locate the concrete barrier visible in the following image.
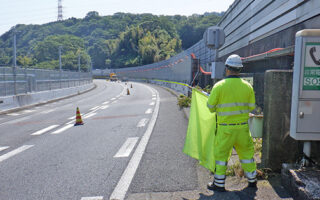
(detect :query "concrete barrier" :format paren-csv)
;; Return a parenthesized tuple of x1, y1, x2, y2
(0, 83, 94, 113)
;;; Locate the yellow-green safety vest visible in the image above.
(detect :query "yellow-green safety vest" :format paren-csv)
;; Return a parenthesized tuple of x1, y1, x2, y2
(207, 76, 255, 124)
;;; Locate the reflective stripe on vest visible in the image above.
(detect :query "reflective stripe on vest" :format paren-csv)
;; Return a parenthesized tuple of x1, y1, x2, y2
(207, 102, 215, 109)
(240, 158, 255, 164)
(218, 109, 251, 116)
(216, 103, 255, 108)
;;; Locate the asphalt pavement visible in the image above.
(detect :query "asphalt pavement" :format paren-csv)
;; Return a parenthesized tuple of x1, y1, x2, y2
(0, 80, 294, 200)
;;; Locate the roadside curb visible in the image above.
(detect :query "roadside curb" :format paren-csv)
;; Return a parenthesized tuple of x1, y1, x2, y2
(0, 83, 96, 115)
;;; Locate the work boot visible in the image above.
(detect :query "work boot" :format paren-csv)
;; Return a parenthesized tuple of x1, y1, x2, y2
(248, 181, 257, 188)
(207, 182, 226, 192)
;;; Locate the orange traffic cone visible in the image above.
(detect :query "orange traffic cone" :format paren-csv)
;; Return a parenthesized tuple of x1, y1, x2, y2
(74, 107, 84, 126)
(127, 88, 130, 95)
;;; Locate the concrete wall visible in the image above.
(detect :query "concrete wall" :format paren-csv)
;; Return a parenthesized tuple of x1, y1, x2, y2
(0, 83, 94, 113)
(218, 0, 320, 58)
(261, 70, 302, 171)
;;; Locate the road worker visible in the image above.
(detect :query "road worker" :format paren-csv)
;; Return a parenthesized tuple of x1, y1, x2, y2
(207, 54, 257, 192)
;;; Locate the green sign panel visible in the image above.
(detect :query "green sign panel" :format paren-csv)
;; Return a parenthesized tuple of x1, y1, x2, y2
(303, 42, 320, 90)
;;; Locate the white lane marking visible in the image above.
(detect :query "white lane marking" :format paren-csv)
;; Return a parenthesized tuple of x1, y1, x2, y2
(66, 120, 75, 125)
(152, 97, 156, 100)
(109, 86, 160, 200)
(102, 101, 109, 105)
(149, 102, 155, 106)
(0, 145, 34, 163)
(90, 106, 99, 111)
(145, 108, 152, 114)
(0, 146, 9, 152)
(68, 116, 75, 120)
(111, 98, 116, 100)
(100, 105, 109, 110)
(22, 110, 35, 113)
(83, 113, 97, 119)
(152, 94, 156, 97)
(81, 197, 103, 200)
(116, 95, 120, 98)
(114, 137, 139, 158)
(51, 124, 73, 134)
(6, 113, 20, 116)
(31, 125, 59, 136)
(112, 100, 118, 104)
(41, 109, 55, 114)
(137, 118, 149, 128)
(3, 116, 31, 125)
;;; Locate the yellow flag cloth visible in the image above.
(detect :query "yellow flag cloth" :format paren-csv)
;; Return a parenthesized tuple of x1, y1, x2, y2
(183, 88, 216, 172)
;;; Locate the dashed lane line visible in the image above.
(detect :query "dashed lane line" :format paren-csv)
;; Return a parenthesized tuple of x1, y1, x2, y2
(102, 101, 109, 105)
(111, 98, 116, 100)
(90, 106, 100, 111)
(6, 113, 20, 116)
(100, 105, 109, 110)
(109, 86, 160, 200)
(149, 102, 155, 106)
(152, 97, 156, 100)
(83, 113, 97, 119)
(81, 197, 103, 200)
(112, 100, 118, 104)
(31, 125, 59, 136)
(136, 118, 149, 128)
(0, 146, 9, 152)
(0, 145, 34, 163)
(114, 137, 139, 158)
(145, 108, 152, 114)
(40, 109, 55, 114)
(22, 110, 35, 114)
(51, 124, 74, 134)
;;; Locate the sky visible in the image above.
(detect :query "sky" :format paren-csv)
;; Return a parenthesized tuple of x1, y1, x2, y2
(0, 0, 234, 36)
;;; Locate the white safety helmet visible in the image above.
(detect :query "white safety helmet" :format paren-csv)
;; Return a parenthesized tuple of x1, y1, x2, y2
(225, 54, 243, 68)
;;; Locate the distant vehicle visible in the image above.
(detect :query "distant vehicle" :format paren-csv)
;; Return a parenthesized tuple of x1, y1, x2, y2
(109, 73, 118, 82)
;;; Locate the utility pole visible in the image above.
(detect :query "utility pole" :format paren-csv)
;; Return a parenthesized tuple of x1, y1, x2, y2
(13, 28, 17, 95)
(78, 53, 81, 72)
(59, 46, 62, 88)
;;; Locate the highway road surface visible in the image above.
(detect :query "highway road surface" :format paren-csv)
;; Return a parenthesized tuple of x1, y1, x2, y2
(0, 79, 197, 200)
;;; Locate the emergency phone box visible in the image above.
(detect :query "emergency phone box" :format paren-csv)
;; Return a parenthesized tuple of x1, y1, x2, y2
(290, 29, 320, 140)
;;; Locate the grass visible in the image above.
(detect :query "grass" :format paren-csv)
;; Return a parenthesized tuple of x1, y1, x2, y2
(177, 94, 191, 108)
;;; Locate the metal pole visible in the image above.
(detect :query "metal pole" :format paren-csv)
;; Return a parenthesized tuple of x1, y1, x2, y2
(78, 53, 80, 86)
(13, 29, 17, 95)
(303, 141, 312, 166)
(59, 46, 62, 88)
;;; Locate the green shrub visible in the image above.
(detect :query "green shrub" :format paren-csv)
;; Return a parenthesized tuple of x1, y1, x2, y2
(177, 94, 191, 108)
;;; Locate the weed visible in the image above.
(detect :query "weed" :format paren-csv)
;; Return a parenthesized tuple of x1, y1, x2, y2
(177, 94, 191, 108)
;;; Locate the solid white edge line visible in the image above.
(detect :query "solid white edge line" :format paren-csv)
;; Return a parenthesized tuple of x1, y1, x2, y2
(113, 137, 139, 158)
(109, 85, 160, 200)
(31, 125, 59, 136)
(0, 146, 9, 152)
(81, 197, 103, 200)
(0, 145, 34, 163)
(51, 124, 74, 134)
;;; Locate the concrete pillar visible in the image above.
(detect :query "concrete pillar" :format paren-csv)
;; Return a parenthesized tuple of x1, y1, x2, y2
(261, 70, 302, 171)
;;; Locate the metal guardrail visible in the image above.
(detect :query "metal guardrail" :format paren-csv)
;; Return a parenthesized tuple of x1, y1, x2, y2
(0, 66, 92, 97)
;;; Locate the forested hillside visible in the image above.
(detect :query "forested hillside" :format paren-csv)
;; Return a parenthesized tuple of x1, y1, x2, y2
(0, 12, 221, 70)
